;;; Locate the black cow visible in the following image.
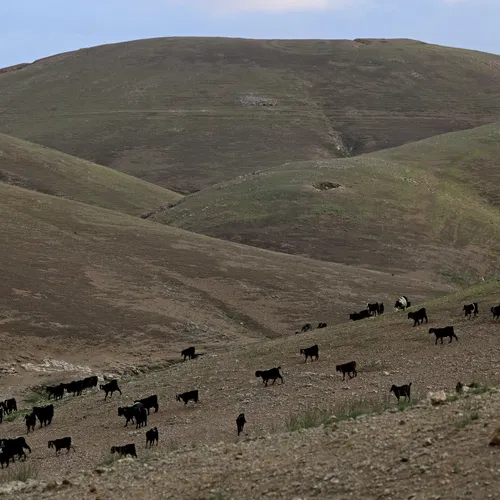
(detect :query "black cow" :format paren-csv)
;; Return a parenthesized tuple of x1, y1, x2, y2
(64, 380, 84, 396)
(367, 302, 381, 316)
(0, 437, 31, 466)
(463, 303, 479, 319)
(349, 309, 371, 321)
(236, 413, 247, 436)
(491, 305, 500, 320)
(390, 383, 412, 402)
(134, 395, 159, 415)
(429, 326, 459, 345)
(379, 303, 385, 315)
(48, 437, 75, 454)
(176, 390, 199, 405)
(181, 347, 196, 360)
(33, 404, 54, 428)
(255, 367, 284, 387)
(300, 344, 319, 362)
(46, 384, 65, 400)
(100, 380, 122, 400)
(146, 427, 159, 448)
(317, 322, 327, 329)
(2, 398, 17, 415)
(111, 443, 137, 458)
(117, 403, 145, 428)
(82, 376, 98, 389)
(408, 307, 428, 326)
(395, 296, 411, 311)
(336, 361, 357, 381)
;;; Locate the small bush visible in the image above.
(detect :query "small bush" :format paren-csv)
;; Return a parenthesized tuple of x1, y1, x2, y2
(100, 453, 121, 466)
(285, 408, 333, 432)
(0, 462, 39, 483)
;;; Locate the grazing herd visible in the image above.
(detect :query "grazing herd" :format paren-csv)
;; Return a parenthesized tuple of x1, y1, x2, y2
(1, 295, 499, 471)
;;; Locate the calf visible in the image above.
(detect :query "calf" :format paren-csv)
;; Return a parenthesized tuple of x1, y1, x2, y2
(379, 303, 385, 315)
(429, 326, 459, 345)
(367, 302, 380, 316)
(300, 344, 319, 362)
(390, 383, 412, 402)
(24, 412, 36, 433)
(111, 443, 137, 458)
(336, 361, 357, 381)
(236, 413, 247, 436)
(46, 384, 64, 400)
(463, 302, 479, 319)
(100, 380, 122, 400)
(181, 347, 196, 360)
(33, 404, 54, 427)
(146, 427, 159, 448)
(255, 367, 284, 387)
(491, 305, 500, 320)
(48, 437, 75, 454)
(2, 398, 17, 415)
(408, 307, 428, 327)
(176, 390, 199, 405)
(394, 296, 411, 311)
(134, 395, 159, 414)
(317, 322, 327, 329)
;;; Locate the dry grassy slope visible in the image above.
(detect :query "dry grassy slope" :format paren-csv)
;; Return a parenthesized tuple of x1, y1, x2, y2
(1, 38, 500, 192)
(157, 123, 500, 280)
(0, 279, 499, 494)
(0, 133, 181, 216)
(0, 182, 452, 369)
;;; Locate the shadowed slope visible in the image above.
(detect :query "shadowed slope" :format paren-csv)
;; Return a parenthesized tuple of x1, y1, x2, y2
(156, 123, 500, 282)
(0, 182, 453, 368)
(0, 133, 181, 215)
(2, 38, 500, 192)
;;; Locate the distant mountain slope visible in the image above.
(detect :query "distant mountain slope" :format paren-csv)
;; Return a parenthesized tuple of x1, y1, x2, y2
(0, 182, 453, 366)
(1, 37, 500, 192)
(155, 123, 500, 282)
(0, 133, 181, 216)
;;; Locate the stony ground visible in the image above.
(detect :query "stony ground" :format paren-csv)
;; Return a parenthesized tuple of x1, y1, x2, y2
(3, 385, 500, 500)
(0, 285, 500, 498)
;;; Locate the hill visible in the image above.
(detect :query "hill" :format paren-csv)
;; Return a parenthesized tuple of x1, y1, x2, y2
(0, 133, 181, 216)
(0, 277, 499, 494)
(2, 38, 500, 193)
(155, 123, 500, 282)
(0, 182, 452, 370)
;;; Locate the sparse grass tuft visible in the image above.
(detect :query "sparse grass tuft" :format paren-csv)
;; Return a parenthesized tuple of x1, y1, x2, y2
(0, 462, 39, 483)
(455, 403, 480, 429)
(285, 408, 333, 432)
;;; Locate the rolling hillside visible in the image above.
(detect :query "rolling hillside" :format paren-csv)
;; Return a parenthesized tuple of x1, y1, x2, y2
(0, 182, 453, 370)
(1, 38, 500, 192)
(0, 277, 499, 492)
(0, 133, 181, 216)
(155, 123, 500, 281)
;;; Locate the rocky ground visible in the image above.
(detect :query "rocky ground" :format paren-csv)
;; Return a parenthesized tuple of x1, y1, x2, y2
(2, 385, 500, 500)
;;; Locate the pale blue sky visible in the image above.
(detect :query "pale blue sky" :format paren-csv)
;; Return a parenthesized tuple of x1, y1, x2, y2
(1, 0, 499, 67)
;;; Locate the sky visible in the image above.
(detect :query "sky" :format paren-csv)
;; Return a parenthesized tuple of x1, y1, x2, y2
(1, 0, 499, 68)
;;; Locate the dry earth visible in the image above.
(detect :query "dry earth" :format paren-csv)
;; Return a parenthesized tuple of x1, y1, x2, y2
(0, 280, 499, 497)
